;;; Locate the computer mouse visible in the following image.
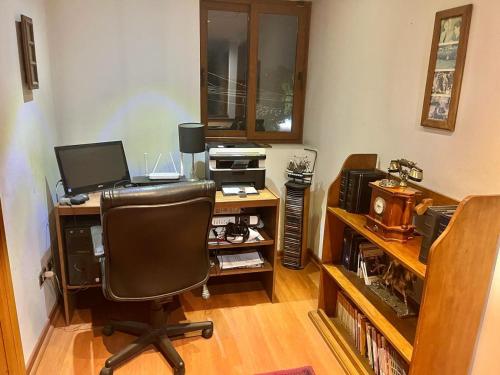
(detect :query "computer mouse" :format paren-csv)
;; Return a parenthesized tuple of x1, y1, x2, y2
(70, 194, 90, 205)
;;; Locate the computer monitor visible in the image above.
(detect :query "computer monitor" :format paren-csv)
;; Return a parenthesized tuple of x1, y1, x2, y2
(55, 141, 131, 195)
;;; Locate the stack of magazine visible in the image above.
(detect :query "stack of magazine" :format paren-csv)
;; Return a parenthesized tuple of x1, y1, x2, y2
(216, 251, 264, 270)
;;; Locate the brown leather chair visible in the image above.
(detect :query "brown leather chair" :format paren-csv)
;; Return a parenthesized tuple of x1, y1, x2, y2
(99, 181, 216, 375)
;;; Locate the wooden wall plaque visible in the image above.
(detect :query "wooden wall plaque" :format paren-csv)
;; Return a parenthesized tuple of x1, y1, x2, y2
(20, 14, 39, 90)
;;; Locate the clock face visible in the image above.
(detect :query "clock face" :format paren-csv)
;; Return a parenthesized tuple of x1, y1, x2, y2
(374, 196, 386, 215)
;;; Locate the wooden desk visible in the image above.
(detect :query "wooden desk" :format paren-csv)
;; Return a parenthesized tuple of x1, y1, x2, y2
(55, 188, 280, 325)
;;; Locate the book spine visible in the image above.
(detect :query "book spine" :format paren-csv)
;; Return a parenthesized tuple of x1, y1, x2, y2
(345, 173, 360, 213)
(366, 322, 373, 367)
(342, 229, 352, 270)
(360, 317, 367, 356)
(339, 170, 349, 209)
(336, 291, 410, 375)
(350, 240, 361, 272)
(372, 327, 378, 375)
(377, 332, 383, 375)
(381, 336, 388, 375)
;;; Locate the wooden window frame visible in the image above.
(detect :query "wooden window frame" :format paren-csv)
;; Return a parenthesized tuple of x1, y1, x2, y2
(200, 0, 311, 143)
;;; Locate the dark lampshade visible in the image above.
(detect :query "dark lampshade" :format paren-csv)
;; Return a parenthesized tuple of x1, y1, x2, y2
(178, 123, 205, 154)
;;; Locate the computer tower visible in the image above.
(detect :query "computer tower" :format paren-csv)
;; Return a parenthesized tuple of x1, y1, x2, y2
(64, 225, 101, 286)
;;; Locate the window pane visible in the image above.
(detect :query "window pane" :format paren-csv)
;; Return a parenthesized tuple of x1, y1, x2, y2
(256, 14, 298, 133)
(207, 10, 248, 131)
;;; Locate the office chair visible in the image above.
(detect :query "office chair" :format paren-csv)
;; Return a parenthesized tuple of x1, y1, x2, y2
(99, 181, 216, 375)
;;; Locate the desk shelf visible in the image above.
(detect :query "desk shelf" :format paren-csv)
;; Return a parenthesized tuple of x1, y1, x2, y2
(209, 259, 273, 277)
(208, 229, 274, 250)
(322, 264, 415, 362)
(66, 284, 101, 290)
(309, 310, 374, 375)
(327, 207, 426, 279)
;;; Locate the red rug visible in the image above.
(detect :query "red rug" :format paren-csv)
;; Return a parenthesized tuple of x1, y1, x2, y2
(256, 366, 316, 375)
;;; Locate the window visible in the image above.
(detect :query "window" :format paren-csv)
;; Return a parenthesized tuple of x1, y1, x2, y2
(200, 0, 311, 143)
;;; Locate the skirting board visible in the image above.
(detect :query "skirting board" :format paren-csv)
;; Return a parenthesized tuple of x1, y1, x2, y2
(26, 302, 61, 375)
(307, 248, 321, 267)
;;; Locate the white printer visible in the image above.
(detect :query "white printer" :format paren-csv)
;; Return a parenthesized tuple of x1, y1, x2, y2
(205, 143, 266, 190)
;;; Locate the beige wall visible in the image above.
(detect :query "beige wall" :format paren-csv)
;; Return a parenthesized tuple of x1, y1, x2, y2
(45, 0, 303, 250)
(0, 0, 59, 361)
(3, 0, 498, 366)
(303, 0, 500, 372)
(47, 0, 201, 175)
(46, 0, 300, 186)
(304, 0, 500, 254)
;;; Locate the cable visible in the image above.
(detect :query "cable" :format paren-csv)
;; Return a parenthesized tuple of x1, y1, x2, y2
(52, 273, 64, 296)
(55, 179, 63, 203)
(113, 179, 132, 189)
(224, 222, 250, 244)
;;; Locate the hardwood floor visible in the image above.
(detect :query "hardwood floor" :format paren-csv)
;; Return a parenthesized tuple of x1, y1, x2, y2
(34, 262, 343, 375)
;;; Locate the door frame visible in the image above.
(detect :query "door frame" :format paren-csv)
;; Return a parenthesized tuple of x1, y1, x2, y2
(0, 200, 26, 374)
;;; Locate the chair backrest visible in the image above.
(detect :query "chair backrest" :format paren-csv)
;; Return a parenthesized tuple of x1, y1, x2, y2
(100, 181, 215, 301)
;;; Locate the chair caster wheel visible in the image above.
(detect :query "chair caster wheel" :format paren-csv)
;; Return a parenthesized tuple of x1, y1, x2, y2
(100, 367, 113, 375)
(202, 327, 213, 339)
(102, 325, 114, 336)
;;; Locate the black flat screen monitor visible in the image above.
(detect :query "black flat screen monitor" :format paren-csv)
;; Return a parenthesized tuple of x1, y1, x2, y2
(55, 141, 130, 195)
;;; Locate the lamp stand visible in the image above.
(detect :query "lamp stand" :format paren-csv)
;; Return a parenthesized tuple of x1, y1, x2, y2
(180, 152, 184, 178)
(189, 153, 198, 181)
(180, 152, 199, 181)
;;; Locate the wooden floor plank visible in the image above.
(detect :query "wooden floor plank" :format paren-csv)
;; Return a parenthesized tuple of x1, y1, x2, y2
(34, 262, 343, 375)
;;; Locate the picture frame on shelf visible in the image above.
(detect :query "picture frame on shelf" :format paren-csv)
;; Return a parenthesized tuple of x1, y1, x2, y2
(421, 5, 472, 131)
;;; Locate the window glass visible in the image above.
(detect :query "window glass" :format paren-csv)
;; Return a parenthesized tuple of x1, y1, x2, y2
(256, 14, 298, 133)
(207, 10, 249, 132)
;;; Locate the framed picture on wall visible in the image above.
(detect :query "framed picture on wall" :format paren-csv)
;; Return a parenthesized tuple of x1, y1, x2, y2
(421, 5, 473, 131)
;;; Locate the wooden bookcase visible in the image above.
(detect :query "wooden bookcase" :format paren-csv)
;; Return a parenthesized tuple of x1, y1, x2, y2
(309, 154, 500, 375)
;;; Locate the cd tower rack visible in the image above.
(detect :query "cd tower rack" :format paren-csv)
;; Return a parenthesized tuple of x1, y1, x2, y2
(282, 181, 310, 269)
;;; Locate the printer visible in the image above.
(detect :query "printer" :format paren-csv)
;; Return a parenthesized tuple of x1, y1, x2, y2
(206, 143, 266, 190)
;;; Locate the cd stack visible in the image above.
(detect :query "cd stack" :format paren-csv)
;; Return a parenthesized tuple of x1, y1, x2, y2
(282, 181, 310, 269)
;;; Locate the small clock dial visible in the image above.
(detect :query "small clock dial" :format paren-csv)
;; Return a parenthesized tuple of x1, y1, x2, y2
(374, 196, 386, 215)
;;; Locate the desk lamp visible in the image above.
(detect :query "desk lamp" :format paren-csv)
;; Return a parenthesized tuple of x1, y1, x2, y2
(178, 123, 205, 181)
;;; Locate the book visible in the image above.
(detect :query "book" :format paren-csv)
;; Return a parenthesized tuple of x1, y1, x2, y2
(372, 327, 379, 375)
(339, 169, 350, 209)
(345, 170, 386, 214)
(360, 245, 386, 285)
(360, 316, 367, 356)
(335, 291, 409, 375)
(381, 336, 388, 375)
(366, 322, 373, 367)
(342, 228, 368, 272)
(377, 332, 383, 375)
